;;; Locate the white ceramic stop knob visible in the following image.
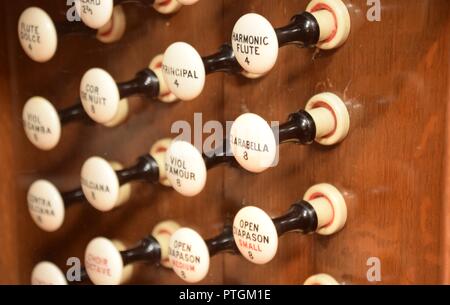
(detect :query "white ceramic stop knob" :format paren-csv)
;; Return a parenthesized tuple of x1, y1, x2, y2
(149, 54, 178, 103)
(80, 68, 120, 124)
(18, 7, 57, 62)
(162, 42, 206, 101)
(233, 206, 279, 265)
(102, 98, 129, 128)
(27, 180, 65, 232)
(169, 228, 210, 283)
(153, 0, 182, 14)
(305, 92, 350, 145)
(177, 0, 199, 5)
(165, 141, 207, 197)
(31, 262, 67, 285)
(81, 157, 120, 212)
(232, 13, 278, 75)
(75, 0, 114, 30)
(22, 96, 61, 151)
(230, 113, 278, 173)
(85, 237, 124, 285)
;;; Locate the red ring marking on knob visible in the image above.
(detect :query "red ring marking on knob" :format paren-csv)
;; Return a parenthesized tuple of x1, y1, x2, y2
(151, 61, 172, 97)
(307, 192, 335, 229)
(311, 101, 337, 139)
(98, 17, 115, 38)
(310, 3, 338, 43)
(153, 61, 163, 69)
(155, 228, 173, 236)
(155, 0, 173, 8)
(155, 146, 167, 154)
(155, 228, 175, 264)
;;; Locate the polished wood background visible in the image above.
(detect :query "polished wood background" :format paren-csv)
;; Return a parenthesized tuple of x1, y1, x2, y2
(0, 0, 449, 284)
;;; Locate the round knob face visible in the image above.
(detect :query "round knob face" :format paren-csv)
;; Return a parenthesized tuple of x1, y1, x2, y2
(165, 141, 207, 197)
(177, 0, 199, 5)
(232, 13, 278, 75)
(169, 228, 210, 283)
(22, 97, 61, 151)
(75, 0, 114, 29)
(80, 68, 120, 124)
(233, 206, 278, 264)
(27, 180, 65, 232)
(162, 42, 206, 101)
(85, 237, 124, 285)
(31, 262, 67, 285)
(81, 157, 120, 211)
(229, 113, 277, 173)
(18, 7, 57, 62)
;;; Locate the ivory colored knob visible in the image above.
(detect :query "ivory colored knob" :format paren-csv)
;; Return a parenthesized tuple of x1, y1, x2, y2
(150, 138, 173, 187)
(27, 180, 65, 232)
(76, 0, 114, 30)
(152, 220, 181, 268)
(231, 13, 278, 75)
(304, 273, 339, 285)
(303, 183, 347, 235)
(84, 237, 125, 285)
(96, 5, 127, 44)
(149, 54, 178, 103)
(233, 206, 279, 265)
(31, 261, 68, 285)
(18, 7, 57, 62)
(80, 68, 120, 124)
(162, 42, 206, 101)
(22, 96, 61, 151)
(229, 113, 277, 173)
(305, 92, 350, 146)
(306, 0, 351, 50)
(153, 0, 183, 14)
(169, 228, 210, 283)
(80, 157, 121, 212)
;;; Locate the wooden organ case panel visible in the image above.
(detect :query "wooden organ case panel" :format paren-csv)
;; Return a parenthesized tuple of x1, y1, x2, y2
(0, 0, 448, 285)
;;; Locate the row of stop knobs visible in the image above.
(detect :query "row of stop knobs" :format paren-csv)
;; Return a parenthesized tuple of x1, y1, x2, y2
(33, 180, 346, 285)
(24, 0, 353, 285)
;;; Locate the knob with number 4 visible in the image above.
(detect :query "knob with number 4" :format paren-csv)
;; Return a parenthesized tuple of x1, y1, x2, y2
(231, 0, 351, 74)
